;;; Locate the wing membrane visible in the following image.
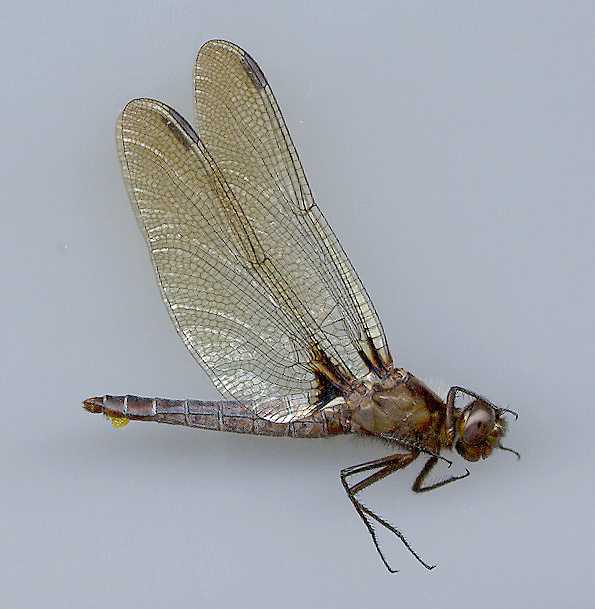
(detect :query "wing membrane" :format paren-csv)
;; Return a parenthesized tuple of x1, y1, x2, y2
(117, 42, 392, 422)
(118, 100, 326, 420)
(194, 41, 391, 371)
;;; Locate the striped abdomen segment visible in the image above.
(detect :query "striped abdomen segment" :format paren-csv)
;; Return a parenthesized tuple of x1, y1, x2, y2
(83, 395, 344, 438)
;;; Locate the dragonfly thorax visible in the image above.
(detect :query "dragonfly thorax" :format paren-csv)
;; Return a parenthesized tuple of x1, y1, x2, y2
(346, 371, 446, 453)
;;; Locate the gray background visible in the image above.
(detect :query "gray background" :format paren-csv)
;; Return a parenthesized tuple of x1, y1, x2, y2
(2, 1, 594, 607)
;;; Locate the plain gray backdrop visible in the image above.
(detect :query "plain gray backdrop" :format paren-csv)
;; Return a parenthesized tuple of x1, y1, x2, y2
(2, 2, 594, 607)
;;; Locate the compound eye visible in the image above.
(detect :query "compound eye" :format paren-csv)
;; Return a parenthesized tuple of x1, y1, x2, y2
(463, 401, 495, 445)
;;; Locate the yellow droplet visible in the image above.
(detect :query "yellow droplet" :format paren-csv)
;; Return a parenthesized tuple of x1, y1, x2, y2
(106, 413, 129, 428)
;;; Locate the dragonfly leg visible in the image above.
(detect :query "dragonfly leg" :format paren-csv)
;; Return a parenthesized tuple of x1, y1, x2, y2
(444, 387, 458, 446)
(412, 456, 470, 493)
(340, 453, 436, 572)
(342, 453, 416, 495)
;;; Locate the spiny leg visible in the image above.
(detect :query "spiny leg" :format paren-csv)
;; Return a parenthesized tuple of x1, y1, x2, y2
(412, 456, 470, 493)
(342, 453, 415, 495)
(340, 453, 436, 571)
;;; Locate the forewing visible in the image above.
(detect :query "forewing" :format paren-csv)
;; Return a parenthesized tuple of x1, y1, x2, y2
(194, 40, 393, 380)
(118, 99, 326, 421)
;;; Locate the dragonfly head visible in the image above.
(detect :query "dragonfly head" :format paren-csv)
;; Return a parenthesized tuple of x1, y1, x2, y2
(454, 395, 519, 462)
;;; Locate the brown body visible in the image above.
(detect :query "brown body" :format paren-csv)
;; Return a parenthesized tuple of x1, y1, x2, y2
(85, 370, 445, 447)
(84, 369, 516, 572)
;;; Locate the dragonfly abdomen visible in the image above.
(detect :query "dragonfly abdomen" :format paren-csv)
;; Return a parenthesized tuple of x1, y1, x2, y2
(83, 395, 342, 438)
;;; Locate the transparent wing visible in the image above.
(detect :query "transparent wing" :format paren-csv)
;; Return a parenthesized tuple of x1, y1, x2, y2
(118, 99, 320, 421)
(117, 42, 392, 422)
(194, 40, 392, 369)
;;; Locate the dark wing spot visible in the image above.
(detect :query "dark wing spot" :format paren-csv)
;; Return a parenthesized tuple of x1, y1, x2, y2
(160, 109, 200, 150)
(241, 51, 268, 89)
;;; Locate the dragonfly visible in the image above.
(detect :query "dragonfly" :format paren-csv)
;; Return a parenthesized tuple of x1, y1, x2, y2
(84, 39, 519, 572)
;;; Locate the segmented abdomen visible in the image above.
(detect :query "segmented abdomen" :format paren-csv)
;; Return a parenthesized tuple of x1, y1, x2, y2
(83, 395, 345, 438)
